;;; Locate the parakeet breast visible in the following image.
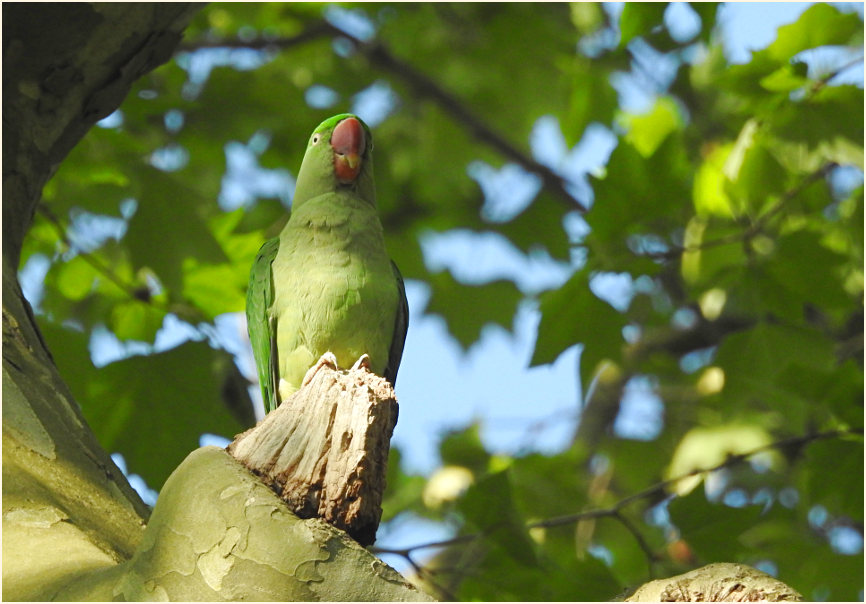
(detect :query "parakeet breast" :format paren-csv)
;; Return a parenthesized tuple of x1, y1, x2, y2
(270, 191, 399, 395)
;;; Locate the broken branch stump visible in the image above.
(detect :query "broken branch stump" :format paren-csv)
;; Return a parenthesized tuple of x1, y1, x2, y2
(227, 361, 398, 546)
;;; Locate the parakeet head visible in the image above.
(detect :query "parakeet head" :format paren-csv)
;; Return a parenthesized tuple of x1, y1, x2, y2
(292, 113, 375, 207)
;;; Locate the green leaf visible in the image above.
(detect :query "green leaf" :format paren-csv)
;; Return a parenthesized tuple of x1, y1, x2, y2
(438, 423, 491, 475)
(56, 255, 99, 301)
(109, 300, 166, 342)
(81, 342, 247, 489)
(182, 260, 248, 318)
(714, 322, 836, 415)
(381, 447, 427, 523)
(666, 424, 777, 495)
(458, 470, 538, 566)
(426, 271, 522, 350)
(570, 3, 604, 35)
(619, 3, 668, 47)
(763, 3, 863, 64)
(742, 504, 863, 601)
(450, 468, 622, 599)
(508, 448, 590, 519)
(668, 488, 764, 561)
(532, 268, 625, 390)
(124, 167, 228, 296)
(693, 144, 738, 218)
(823, 361, 865, 427)
(770, 85, 864, 166)
(586, 135, 692, 264)
(801, 437, 864, 523)
(775, 361, 864, 429)
(759, 62, 810, 93)
(621, 96, 683, 158)
(497, 192, 572, 260)
(723, 120, 788, 214)
(236, 200, 288, 235)
(39, 321, 97, 407)
(766, 230, 853, 314)
(725, 4, 863, 92)
(563, 57, 620, 145)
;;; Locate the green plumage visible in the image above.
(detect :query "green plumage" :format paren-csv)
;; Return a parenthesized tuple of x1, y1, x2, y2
(246, 114, 408, 413)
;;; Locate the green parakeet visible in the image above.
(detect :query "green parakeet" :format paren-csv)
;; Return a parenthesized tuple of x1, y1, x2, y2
(246, 113, 409, 413)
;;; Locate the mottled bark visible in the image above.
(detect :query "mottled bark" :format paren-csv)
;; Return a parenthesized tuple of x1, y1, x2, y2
(625, 563, 802, 602)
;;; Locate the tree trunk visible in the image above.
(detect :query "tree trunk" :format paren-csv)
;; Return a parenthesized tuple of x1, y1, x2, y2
(2, 5, 430, 601)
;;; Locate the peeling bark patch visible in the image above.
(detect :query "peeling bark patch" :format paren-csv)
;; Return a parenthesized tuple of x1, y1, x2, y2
(4, 505, 67, 528)
(197, 527, 241, 591)
(2, 370, 56, 459)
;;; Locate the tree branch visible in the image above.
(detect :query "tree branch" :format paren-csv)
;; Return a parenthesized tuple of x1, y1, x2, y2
(808, 54, 864, 95)
(640, 161, 838, 262)
(376, 427, 863, 560)
(37, 204, 147, 303)
(35, 203, 212, 326)
(175, 21, 334, 53)
(177, 24, 589, 213)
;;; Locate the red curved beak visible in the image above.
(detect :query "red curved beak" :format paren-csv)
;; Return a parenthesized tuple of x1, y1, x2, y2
(331, 117, 365, 184)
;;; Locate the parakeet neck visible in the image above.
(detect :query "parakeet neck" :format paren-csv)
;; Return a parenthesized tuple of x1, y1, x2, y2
(292, 156, 376, 210)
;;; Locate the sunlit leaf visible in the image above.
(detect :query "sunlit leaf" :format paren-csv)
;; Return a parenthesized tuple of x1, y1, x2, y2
(56, 255, 99, 301)
(109, 299, 166, 342)
(621, 96, 683, 158)
(666, 424, 777, 495)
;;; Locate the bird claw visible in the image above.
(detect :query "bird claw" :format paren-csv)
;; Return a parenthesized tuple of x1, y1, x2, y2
(302, 351, 339, 387)
(351, 354, 372, 372)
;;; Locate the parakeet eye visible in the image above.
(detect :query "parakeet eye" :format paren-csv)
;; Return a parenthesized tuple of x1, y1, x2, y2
(311, 134, 321, 145)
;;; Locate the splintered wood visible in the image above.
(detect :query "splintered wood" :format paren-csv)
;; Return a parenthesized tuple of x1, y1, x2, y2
(227, 361, 398, 546)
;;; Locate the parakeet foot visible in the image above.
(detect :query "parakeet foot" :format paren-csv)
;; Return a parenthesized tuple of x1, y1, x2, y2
(278, 379, 295, 403)
(302, 351, 339, 387)
(351, 354, 372, 372)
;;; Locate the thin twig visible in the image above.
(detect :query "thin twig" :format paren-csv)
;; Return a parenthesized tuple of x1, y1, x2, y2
(639, 161, 837, 261)
(611, 509, 660, 577)
(352, 36, 588, 212)
(35, 204, 209, 324)
(809, 54, 864, 95)
(37, 204, 145, 300)
(375, 427, 862, 557)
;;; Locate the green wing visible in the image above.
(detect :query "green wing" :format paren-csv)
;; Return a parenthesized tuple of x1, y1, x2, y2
(246, 237, 280, 413)
(384, 260, 409, 387)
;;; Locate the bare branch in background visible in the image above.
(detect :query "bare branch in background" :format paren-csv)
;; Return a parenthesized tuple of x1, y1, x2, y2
(178, 22, 589, 213)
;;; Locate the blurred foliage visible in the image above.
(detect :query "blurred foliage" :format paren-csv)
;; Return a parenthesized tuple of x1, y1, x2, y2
(19, 2, 863, 600)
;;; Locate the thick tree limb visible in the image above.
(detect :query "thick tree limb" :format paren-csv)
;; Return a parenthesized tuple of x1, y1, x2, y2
(57, 447, 432, 601)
